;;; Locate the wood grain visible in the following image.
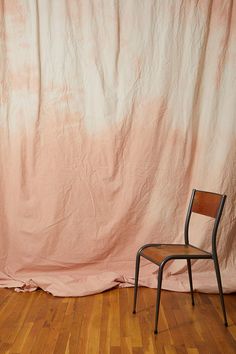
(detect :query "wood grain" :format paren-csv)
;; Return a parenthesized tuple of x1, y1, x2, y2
(141, 245, 210, 265)
(192, 191, 223, 218)
(0, 288, 235, 353)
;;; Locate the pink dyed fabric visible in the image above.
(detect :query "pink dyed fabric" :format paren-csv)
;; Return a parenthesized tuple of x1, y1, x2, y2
(0, 0, 236, 296)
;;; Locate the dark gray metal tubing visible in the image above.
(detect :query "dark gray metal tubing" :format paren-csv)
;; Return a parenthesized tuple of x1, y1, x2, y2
(184, 189, 196, 245)
(212, 195, 226, 255)
(137, 243, 163, 252)
(187, 259, 195, 306)
(154, 264, 164, 334)
(211, 195, 228, 326)
(213, 254, 228, 326)
(133, 252, 141, 314)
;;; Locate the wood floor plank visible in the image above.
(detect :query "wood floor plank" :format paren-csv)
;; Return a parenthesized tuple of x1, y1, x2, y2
(110, 289, 121, 348)
(0, 287, 235, 353)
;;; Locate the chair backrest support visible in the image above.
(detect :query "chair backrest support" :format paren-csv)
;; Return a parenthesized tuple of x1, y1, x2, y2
(184, 189, 226, 253)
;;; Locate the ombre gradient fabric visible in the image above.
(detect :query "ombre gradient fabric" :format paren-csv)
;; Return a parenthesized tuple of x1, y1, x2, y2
(0, 0, 236, 296)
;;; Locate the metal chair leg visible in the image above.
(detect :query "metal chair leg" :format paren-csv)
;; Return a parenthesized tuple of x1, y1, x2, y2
(213, 256, 228, 326)
(154, 265, 164, 334)
(187, 259, 195, 306)
(133, 252, 141, 314)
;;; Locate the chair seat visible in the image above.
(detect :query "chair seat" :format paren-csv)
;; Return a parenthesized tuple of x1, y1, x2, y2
(140, 244, 212, 265)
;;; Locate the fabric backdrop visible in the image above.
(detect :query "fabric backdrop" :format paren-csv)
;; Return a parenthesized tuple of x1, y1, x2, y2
(0, 0, 236, 296)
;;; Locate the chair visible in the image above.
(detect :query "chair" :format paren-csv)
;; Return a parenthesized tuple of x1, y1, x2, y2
(133, 189, 228, 334)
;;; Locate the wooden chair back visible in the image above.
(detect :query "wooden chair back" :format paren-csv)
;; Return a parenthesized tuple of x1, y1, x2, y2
(192, 190, 224, 218)
(185, 189, 226, 246)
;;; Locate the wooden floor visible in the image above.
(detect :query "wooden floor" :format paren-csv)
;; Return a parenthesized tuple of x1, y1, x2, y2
(0, 287, 235, 354)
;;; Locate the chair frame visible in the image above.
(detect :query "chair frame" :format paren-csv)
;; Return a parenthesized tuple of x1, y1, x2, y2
(133, 189, 228, 334)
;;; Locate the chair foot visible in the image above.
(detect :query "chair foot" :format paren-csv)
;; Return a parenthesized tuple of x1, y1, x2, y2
(133, 310, 136, 314)
(225, 322, 228, 327)
(192, 300, 195, 306)
(154, 330, 158, 335)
